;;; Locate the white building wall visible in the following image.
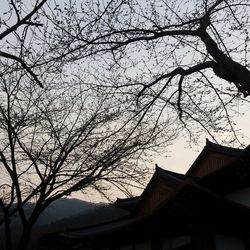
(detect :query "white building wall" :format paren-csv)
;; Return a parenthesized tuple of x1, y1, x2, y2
(216, 235, 245, 250)
(162, 235, 191, 250)
(226, 187, 250, 207)
(119, 236, 191, 250)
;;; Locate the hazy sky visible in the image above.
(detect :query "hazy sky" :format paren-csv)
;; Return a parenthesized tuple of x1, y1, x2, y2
(1, 0, 250, 203)
(159, 101, 250, 174)
(72, 106, 250, 202)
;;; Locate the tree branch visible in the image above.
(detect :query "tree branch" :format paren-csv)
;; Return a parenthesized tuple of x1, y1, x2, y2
(0, 0, 47, 40)
(0, 51, 43, 88)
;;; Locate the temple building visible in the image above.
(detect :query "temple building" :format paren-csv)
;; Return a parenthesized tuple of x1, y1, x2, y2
(40, 140, 250, 250)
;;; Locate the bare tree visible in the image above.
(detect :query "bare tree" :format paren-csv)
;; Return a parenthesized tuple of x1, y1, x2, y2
(0, 3, 177, 248)
(0, 0, 250, 249)
(38, 0, 250, 142)
(1, 0, 249, 141)
(0, 63, 177, 250)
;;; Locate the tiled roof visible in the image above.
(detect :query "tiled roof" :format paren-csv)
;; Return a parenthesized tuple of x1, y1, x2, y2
(113, 197, 139, 210)
(198, 144, 250, 194)
(186, 139, 243, 176)
(44, 141, 250, 245)
(205, 139, 243, 156)
(153, 165, 186, 186)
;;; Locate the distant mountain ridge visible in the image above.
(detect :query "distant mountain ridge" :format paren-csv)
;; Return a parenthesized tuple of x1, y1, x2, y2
(40, 202, 128, 232)
(0, 198, 128, 250)
(0, 198, 99, 227)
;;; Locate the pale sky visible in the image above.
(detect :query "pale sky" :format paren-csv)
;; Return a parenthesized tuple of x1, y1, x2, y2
(158, 101, 250, 174)
(73, 106, 250, 203)
(1, 0, 250, 203)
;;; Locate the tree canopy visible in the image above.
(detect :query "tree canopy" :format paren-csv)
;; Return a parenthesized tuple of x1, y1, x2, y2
(0, 0, 250, 249)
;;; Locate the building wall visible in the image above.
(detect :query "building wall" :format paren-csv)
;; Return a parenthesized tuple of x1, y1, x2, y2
(225, 187, 250, 207)
(162, 235, 191, 249)
(216, 235, 245, 250)
(105, 235, 191, 250)
(190, 152, 236, 177)
(134, 179, 175, 216)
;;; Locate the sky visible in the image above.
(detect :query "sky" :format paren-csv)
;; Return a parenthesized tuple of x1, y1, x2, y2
(1, 0, 250, 203)
(159, 102, 250, 174)
(72, 106, 250, 202)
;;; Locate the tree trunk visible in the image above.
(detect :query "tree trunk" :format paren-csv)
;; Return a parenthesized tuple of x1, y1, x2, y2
(15, 210, 40, 250)
(15, 203, 47, 250)
(4, 214, 12, 250)
(15, 223, 34, 250)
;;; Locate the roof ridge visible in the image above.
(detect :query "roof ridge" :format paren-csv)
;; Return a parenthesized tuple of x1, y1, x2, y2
(154, 165, 186, 184)
(155, 165, 185, 177)
(206, 139, 244, 155)
(186, 140, 244, 176)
